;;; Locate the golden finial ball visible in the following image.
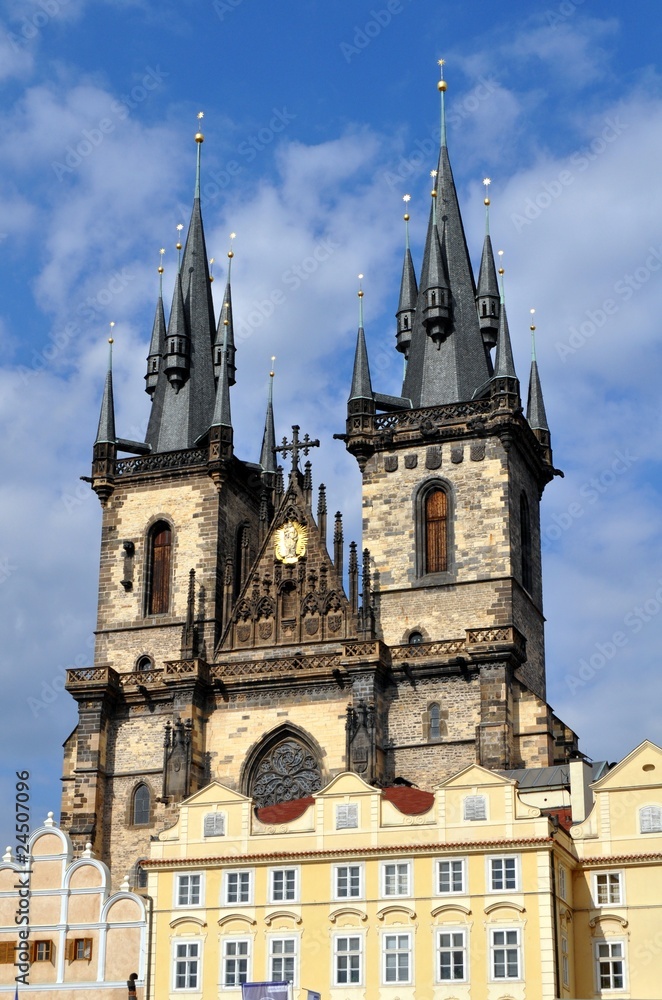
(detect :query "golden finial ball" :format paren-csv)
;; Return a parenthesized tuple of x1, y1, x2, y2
(108, 337, 114, 345)
(498, 267, 504, 275)
(530, 324, 536, 331)
(224, 318, 229, 326)
(228, 250, 234, 259)
(195, 131, 204, 143)
(484, 197, 490, 206)
(403, 213, 410, 221)
(176, 241, 182, 250)
(358, 290, 364, 298)
(431, 189, 437, 198)
(209, 275, 214, 282)
(438, 80, 447, 92)
(158, 266, 164, 274)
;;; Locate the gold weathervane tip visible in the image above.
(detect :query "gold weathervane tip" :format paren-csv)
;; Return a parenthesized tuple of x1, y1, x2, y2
(403, 192, 411, 221)
(228, 232, 236, 259)
(195, 110, 204, 143)
(438, 58, 447, 91)
(483, 176, 491, 206)
(158, 247, 165, 274)
(108, 320, 115, 345)
(358, 273, 364, 298)
(530, 307, 536, 331)
(498, 249, 504, 275)
(270, 354, 276, 378)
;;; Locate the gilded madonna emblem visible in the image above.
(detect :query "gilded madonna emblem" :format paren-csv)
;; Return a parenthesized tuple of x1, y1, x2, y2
(274, 520, 307, 564)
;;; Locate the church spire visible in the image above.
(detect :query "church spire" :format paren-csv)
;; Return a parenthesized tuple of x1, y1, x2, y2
(402, 64, 490, 407)
(493, 255, 517, 380)
(526, 311, 549, 433)
(95, 331, 116, 446)
(214, 235, 237, 387)
(260, 360, 277, 477)
(145, 250, 166, 397)
(476, 178, 500, 356)
(396, 195, 418, 357)
(349, 276, 373, 402)
(145, 116, 218, 453)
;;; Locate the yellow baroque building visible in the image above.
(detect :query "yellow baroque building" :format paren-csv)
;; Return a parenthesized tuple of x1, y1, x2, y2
(143, 742, 662, 1000)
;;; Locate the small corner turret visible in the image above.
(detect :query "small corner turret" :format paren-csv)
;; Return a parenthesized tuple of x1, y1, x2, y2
(91, 333, 117, 505)
(345, 277, 376, 473)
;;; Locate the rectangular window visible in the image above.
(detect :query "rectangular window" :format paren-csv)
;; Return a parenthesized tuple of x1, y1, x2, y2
(463, 795, 486, 821)
(270, 868, 298, 903)
(177, 874, 202, 907)
(204, 812, 225, 837)
(596, 941, 625, 990)
(383, 933, 411, 984)
(31, 941, 53, 963)
(269, 938, 296, 984)
(334, 936, 362, 986)
(595, 872, 623, 906)
(382, 862, 410, 897)
(489, 856, 519, 891)
(222, 940, 249, 988)
(174, 942, 200, 990)
(491, 928, 521, 980)
(437, 858, 466, 894)
(437, 930, 467, 982)
(336, 804, 359, 829)
(335, 865, 362, 899)
(68, 938, 92, 961)
(0, 942, 16, 964)
(225, 870, 252, 905)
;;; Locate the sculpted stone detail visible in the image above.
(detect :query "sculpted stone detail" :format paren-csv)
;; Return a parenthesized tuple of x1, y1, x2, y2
(384, 456, 398, 472)
(274, 520, 308, 563)
(470, 442, 485, 462)
(404, 454, 418, 469)
(251, 739, 322, 807)
(450, 445, 464, 464)
(426, 446, 442, 470)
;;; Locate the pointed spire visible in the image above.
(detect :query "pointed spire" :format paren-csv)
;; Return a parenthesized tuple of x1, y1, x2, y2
(349, 276, 373, 401)
(493, 258, 517, 379)
(95, 329, 116, 445)
(527, 311, 549, 432)
(396, 195, 418, 357)
(211, 322, 232, 430)
(260, 360, 277, 476)
(214, 234, 237, 386)
(402, 64, 490, 407)
(438, 59, 447, 148)
(145, 251, 166, 396)
(162, 270, 189, 392)
(476, 179, 500, 355)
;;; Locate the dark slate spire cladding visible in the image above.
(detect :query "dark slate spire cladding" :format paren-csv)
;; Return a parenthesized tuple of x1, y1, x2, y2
(145, 275, 166, 397)
(395, 208, 418, 357)
(260, 371, 277, 475)
(527, 354, 549, 432)
(494, 297, 517, 379)
(349, 324, 373, 402)
(401, 141, 491, 407)
(95, 342, 116, 446)
(145, 134, 217, 452)
(477, 231, 500, 355)
(215, 249, 236, 387)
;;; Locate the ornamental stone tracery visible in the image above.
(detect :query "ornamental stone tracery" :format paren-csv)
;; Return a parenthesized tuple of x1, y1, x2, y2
(250, 738, 322, 807)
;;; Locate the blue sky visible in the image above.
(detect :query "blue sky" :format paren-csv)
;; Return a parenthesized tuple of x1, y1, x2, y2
(0, 0, 661, 853)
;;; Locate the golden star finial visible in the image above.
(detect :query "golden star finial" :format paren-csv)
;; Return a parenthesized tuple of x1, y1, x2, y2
(430, 169, 438, 178)
(197, 111, 204, 121)
(483, 177, 491, 187)
(438, 59, 445, 67)
(403, 193, 411, 203)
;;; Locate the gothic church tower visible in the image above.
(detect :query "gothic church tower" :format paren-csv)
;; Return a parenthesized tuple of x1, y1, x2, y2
(62, 85, 577, 885)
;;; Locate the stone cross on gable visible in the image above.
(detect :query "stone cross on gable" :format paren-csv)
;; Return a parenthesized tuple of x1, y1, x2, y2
(275, 424, 320, 475)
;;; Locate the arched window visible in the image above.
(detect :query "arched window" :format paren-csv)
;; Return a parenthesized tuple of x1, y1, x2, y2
(520, 493, 533, 593)
(146, 521, 172, 615)
(136, 655, 153, 672)
(408, 631, 424, 646)
(425, 488, 448, 574)
(429, 703, 441, 740)
(132, 784, 151, 826)
(640, 805, 662, 833)
(245, 729, 322, 808)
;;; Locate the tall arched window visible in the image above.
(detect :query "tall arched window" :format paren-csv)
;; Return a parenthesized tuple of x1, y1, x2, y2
(132, 784, 151, 826)
(425, 488, 448, 574)
(147, 521, 172, 615)
(520, 493, 533, 593)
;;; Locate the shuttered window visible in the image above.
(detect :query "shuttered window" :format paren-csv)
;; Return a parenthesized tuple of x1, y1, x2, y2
(148, 521, 171, 615)
(425, 489, 448, 573)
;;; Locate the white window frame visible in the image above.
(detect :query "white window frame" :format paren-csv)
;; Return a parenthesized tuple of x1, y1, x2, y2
(268, 935, 298, 986)
(489, 926, 523, 982)
(436, 857, 467, 895)
(488, 854, 520, 892)
(333, 863, 364, 901)
(175, 873, 204, 908)
(463, 794, 487, 821)
(381, 860, 411, 898)
(382, 931, 413, 985)
(172, 939, 202, 991)
(436, 927, 468, 984)
(595, 939, 627, 992)
(269, 867, 300, 904)
(222, 869, 254, 906)
(593, 871, 624, 907)
(639, 804, 662, 834)
(221, 938, 251, 989)
(333, 933, 363, 987)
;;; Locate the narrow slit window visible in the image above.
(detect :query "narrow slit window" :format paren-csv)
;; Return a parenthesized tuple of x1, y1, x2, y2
(148, 521, 172, 615)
